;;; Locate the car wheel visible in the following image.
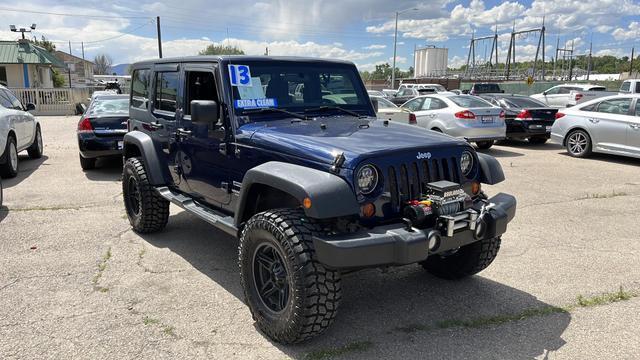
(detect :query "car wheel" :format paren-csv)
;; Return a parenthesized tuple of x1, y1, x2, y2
(476, 140, 494, 150)
(122, 157, 169, 233)
(420, 236, 501, 279)
(528, 136, 548, 145)
(239, 208, 342, 344)
(565, 130, 592, 158)
(79, 154, 96, 171)
(0, 136, 19, 178)
(27, 125, 43, 159)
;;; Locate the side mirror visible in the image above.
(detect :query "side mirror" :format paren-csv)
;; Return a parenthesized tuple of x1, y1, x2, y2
(542, 91, 547, 96)
(25, 103, 36, 111)
(190, 100, 218, 126)
(371, 98, 379, 112)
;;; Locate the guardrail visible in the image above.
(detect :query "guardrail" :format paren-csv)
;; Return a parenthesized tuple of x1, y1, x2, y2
(10, 88, 92, 116)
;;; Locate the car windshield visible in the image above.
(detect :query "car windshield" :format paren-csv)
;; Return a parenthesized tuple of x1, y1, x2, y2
(87, 98, 129, 116)
(375, 97, 397, 109)
(474, 84, 500, 92)
(448, 95, 493, 108)
(229, 61, 372, 121)
(503, 97, 546, 108)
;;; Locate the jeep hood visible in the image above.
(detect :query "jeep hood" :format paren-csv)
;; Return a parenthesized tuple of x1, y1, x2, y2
(237, 116, 468, 169)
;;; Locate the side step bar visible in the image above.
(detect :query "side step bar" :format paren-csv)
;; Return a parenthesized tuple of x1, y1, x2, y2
(156, 186, 238, 236)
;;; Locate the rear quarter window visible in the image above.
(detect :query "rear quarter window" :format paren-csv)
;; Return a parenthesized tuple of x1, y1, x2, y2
(131, 69, 151, 109)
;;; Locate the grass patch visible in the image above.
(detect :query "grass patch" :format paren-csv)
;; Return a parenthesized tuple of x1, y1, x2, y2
(143, 316, 160, 325)
(92, 247, 112, 287)
(162, 325, 177, 337)
(577, 190, 628, 200)
(396, 287, 636, 334)
(305, 341, 373, 360)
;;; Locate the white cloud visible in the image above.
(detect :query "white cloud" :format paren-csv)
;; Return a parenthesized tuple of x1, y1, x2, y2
(363, 44, 386, 50)
(389, 56, 407, 64)
(612, 22, 640, 41)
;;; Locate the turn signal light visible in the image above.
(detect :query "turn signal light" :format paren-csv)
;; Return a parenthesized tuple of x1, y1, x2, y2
(409, 113, 417, 124)
(555, 112, 565, 119)
(361, 203, 376, 218)
(303, 197, 312, 209)
(471, 181, 481, 195)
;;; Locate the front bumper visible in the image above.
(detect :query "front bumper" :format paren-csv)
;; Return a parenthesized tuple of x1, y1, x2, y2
(313, 193, 516, 269)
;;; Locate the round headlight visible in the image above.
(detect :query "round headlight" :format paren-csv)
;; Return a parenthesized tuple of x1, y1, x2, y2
(460, 151, 474, 176)
(357, 165, 378, 194)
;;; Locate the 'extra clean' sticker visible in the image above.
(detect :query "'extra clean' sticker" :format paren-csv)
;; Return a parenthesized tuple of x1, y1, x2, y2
(228, 64, 252, 86)
(234, 98, 278, 109)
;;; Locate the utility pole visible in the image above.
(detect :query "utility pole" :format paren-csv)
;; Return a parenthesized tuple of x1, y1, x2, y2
(156, 16, 163, 58)
(568, 40, 574, 81)
(630, 47, 635, 75)
(586, 40, 592, 81)
(553, 36, 559, 79)
(391, 11, 399, 89)
(68, 41, 73, 88)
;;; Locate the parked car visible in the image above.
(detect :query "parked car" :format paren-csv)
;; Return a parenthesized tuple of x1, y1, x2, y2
(469, 83, 504, 95)
(619, 79, 640, 94)
(0, 85, 43, 178)
(122, 56, 516, 344)
(367, 90, 386, 98)
(479, 94, 558, 144)
(551, 94, 640, 158)
(390, 87, 420, 105)
(381, 89, 398, 97)
(389, 94, 506, 149)
(371, 95, 412, 123)
(531, 84, 615, 108)
(77, 94, 129, 170)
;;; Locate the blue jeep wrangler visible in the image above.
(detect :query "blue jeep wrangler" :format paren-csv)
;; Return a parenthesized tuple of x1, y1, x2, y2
(122, 56, 516, 343)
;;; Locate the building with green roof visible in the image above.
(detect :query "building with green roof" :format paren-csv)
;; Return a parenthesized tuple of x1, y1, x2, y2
(0, 39, 67, 88)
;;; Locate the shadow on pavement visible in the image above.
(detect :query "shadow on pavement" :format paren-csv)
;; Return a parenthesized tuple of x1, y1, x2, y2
(140, 211, 570, 359)
(559, 151, 640, 167)
(2, 155, 48, 188)
(478, 147, 524, 158)
(500, 139, 564, 151)
(83, 157, 123, 182)
(0, 205, 7, 223)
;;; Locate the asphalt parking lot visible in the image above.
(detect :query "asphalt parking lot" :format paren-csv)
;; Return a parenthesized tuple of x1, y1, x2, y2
(1, 115, 639, 359)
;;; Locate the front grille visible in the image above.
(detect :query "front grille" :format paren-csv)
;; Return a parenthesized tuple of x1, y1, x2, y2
(387, 157, 461, 212)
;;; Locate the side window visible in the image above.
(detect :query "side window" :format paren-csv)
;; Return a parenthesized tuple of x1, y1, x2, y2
(596, 98, 632, 115)
(403, 98, 423, 111)
(131, 69, 150, 109)
(557, 87, 572, 94)
(421, 97, 432, 110)
(154, 72, 179, 113)
(2, 89, 23, 110)
(620, 82, 631, 93)
(429, 98, 447, 110)
(580, 103, 597, 112)
(184, 71, 218, 117)
(545, 87, 559, 95)
(0, 90, 13, 108)
(635, 101, 640, 117)
(636, 83, 640, 94)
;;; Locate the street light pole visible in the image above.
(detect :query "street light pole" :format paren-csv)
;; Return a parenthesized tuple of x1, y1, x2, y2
(391, 11, 399, 90)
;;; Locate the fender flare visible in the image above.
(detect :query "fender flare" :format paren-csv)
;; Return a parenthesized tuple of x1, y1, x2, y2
(235, 161, 360, 225)
(476, 153, 505, 185)
(122, 131, 167, 185)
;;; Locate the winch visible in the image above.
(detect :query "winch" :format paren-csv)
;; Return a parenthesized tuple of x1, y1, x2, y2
(402, 180, 476, 235)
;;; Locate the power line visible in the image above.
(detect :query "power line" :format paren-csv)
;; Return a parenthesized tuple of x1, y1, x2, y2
(0, 7, 151, 19)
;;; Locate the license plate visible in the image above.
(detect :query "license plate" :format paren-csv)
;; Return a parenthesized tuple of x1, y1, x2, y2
(117, 141, 123, 150)
(481, 116, 494, 123)
(545, 126, 552, 131)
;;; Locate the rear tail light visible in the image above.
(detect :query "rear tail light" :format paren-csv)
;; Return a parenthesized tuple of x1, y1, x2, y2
(77, 117, 93, 132)
(454, 110, 476, 119)
(409, 113, 417, 124)
(555, 112, 565, 119)
(515, 109, 533, 120)
(499, 110, 505, 119)
(574, 93, 583, 101)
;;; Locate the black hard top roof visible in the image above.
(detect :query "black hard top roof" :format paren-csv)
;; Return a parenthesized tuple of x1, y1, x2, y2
(131, 55, 355, 68)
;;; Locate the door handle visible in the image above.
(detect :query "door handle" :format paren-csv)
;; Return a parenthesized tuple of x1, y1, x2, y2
(630, 124, 640, 130)
(588, 118, 599, 124)
(176, 128, 192, 138)
(148, 121, 163, 129)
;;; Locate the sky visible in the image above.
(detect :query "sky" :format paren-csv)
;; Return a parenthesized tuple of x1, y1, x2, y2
(1, 0, 639, 71)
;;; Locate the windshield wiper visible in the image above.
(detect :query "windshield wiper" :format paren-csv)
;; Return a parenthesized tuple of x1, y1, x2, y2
(242, 107, 308, 120)
(304, 106, 365, 118)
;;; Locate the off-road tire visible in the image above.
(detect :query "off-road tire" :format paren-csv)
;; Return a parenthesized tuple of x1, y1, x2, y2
(27, 125, 43, 159)
(0, 136, 18, 178)
(528, 136, 548, 145)
(239, 208, 342, 344)
(565, 129, 592, 158)
(420, 236, 501, 280)
(123, 157, 169, 233)
(476, 140, 494, 150)
(79, 154, 96, 171)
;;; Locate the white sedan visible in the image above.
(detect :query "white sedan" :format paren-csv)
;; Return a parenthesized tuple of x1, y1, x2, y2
(0, 86, 43, 178)
(550, 94, 640, 159)
(389, 94, 506, 149)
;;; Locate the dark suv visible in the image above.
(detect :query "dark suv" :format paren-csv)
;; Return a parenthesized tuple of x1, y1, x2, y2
(122, 56, 516, 344)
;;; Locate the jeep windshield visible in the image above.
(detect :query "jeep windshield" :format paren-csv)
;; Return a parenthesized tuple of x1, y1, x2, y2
(228, 61, 373, 122)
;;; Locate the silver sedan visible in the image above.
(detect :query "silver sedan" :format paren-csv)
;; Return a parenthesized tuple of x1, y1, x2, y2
(550, 94, 640, 158)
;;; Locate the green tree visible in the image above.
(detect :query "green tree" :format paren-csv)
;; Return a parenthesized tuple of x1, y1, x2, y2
(32, 36, 56, 52)
(199, 44, 245, 55)
(51, 69, 66, 88)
